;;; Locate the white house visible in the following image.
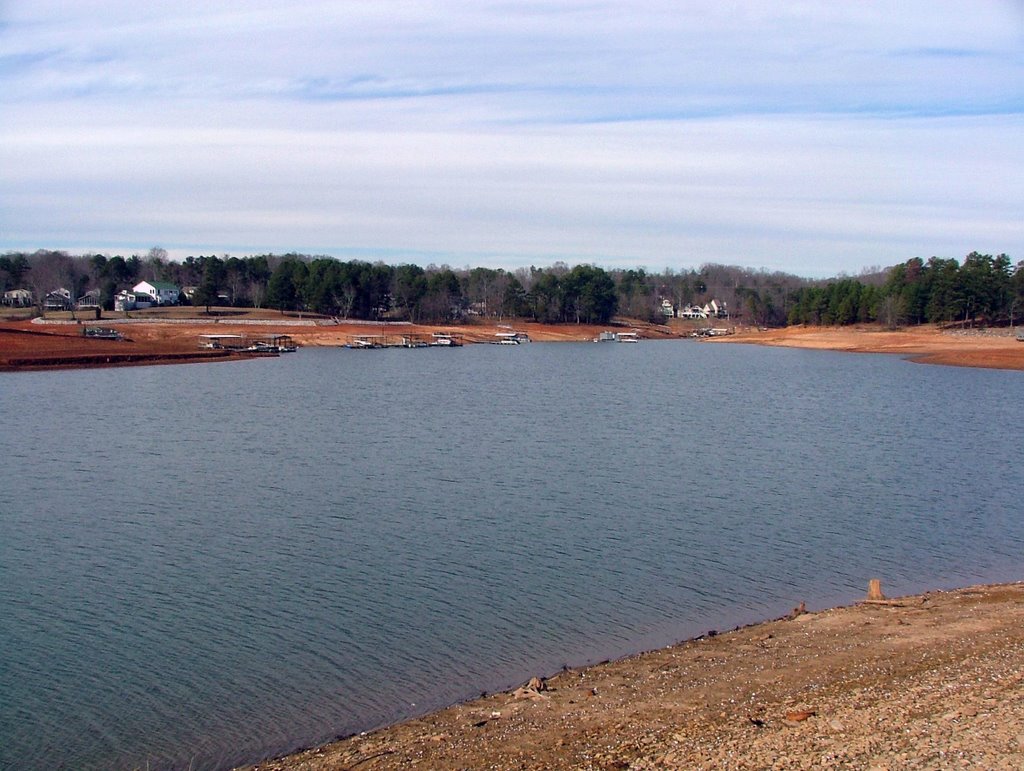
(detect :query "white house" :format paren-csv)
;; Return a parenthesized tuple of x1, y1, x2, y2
(676, 299, 728, 319)
(2, 288, 33, 307)
(705, 300, 729, 318)
(115, 290, 153, 311)
(133, 280, 180, 305)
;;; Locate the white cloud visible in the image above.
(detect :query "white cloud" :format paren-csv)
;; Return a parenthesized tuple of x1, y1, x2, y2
(2, 1, 1022, 275)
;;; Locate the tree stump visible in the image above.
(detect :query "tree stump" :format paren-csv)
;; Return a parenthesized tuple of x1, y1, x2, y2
(867, 578, 884, 601)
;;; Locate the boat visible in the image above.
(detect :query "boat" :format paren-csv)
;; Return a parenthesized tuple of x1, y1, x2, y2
(593, 330, 639, 342)
(495, 326, 529, 344)
(82, 327, 123, 340)
(346, 334, 388, 349)
(431, 332, 463, 347)
(267, 335, 298, 352)
(198, 333, 246, 350)
(243, 342, 280, 357)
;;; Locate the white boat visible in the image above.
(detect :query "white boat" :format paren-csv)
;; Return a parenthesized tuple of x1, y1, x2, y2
(495, 326, 529, 344)
(617, 331, 640, 343)
(431, 332, 463, 347)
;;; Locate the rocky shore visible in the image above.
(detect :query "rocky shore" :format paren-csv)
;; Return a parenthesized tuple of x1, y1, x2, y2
(239, 582, 1024, 770)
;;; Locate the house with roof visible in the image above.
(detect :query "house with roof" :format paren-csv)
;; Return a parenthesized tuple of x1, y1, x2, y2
(704, 300, 729, 318)
(115, 290, 154, 311)
(133, 280, 180, 305)
(77, 289, 102, 308)
(2, 288, 33, 307)
(44, 288, 73, 311)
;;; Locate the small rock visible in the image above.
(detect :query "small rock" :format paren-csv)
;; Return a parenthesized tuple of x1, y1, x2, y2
(784, 710, 816, 723)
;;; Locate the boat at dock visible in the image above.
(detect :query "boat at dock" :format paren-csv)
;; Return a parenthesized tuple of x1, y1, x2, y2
(199, 333, 297, 353)
(593, 330, 640, 342)
(431, 332, 463, 347)
(494, 327, 530, 344)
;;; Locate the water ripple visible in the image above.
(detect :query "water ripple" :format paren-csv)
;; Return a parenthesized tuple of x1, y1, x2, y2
(1, 345, 1022, 770)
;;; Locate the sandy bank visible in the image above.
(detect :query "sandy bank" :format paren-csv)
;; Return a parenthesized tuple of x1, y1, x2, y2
(717, 325, 1024, 371)
(240, 582, 1024, 770)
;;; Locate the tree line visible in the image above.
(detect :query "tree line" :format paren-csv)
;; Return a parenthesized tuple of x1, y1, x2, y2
(784, 253, 1024, 328)
(2, 248, 1020, 327)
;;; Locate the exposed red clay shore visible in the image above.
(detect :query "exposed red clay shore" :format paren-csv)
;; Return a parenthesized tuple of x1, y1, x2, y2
(0, 321, 257, 371)
(714, 324, 1024, 371)
(3, 315, 1023, 372)
(0, 315, 680, 371)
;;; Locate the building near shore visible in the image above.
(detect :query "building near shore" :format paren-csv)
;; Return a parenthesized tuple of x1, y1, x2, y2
(44, 288, 73, 311)
(115, 290, 154, 311)
(2, 288, 33, 307)
(76, 289, 102, 309)
(133, 280, 180, 305)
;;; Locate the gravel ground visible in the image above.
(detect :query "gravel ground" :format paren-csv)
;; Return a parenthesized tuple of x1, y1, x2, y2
(239, 582, 1024, 770)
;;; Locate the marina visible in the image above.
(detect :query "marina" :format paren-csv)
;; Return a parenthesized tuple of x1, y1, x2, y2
(199, 333, 298, 353)
(594, 329, 641, 342)
(345, 331, 465, 348)
(494, 326, 530, 344)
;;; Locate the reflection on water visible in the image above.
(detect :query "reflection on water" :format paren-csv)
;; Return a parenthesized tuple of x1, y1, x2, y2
(1, 342, 1022, 770)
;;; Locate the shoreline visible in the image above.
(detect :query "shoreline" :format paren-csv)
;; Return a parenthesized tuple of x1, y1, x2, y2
(715, 324, 1024, 371)
(3, 316, 1024, 372)
(240, 581, 1024, 770)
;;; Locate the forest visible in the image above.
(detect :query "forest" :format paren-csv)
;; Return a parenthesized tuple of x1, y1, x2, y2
(2, 248, 1022, 328)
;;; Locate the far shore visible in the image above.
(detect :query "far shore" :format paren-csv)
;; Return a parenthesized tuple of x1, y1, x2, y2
(3, 311, 1024, 372)
(238, 581, 1024, 770)
(715, 324, 1024, 371)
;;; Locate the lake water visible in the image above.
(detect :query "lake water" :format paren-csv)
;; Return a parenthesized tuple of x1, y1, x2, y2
(1, 341, 1022, 770)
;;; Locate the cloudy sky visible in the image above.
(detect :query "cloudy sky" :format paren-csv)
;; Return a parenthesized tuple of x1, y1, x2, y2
(1, 1, 1021, 277)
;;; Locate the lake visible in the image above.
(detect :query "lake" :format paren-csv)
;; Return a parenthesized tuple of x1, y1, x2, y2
(1, 340, 1022, 770)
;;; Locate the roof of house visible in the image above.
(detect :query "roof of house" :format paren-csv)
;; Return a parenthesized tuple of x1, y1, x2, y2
(136, 280, 179, 291)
